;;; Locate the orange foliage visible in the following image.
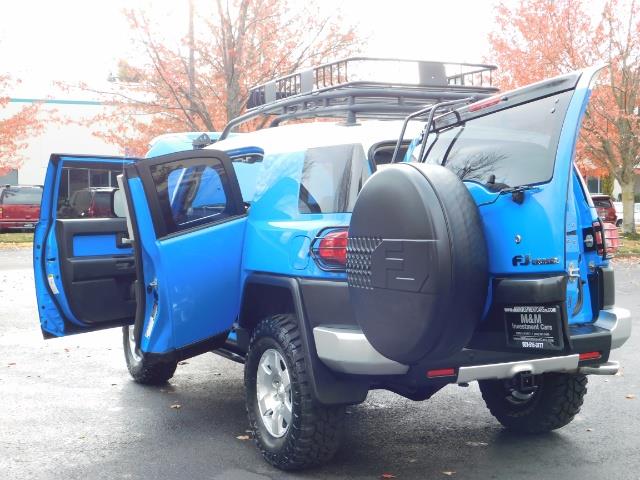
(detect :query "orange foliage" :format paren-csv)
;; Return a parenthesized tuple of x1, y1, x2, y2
(80, 0, 360, 156)
(0, 75, 43, 175)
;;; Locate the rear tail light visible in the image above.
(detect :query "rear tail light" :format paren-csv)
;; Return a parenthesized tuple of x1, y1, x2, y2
(587, 220, 617, 259)
(468, 96, 503, 112)
(311, 228, 348, 269)
(427, 368, 456, 378)
(579, 351, 602, 361)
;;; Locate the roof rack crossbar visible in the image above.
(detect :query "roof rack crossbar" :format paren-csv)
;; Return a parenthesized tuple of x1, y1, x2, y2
(219, 87, 491, 140)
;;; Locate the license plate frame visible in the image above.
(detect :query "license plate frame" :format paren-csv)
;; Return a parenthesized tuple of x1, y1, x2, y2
(504, 305, 564, 351)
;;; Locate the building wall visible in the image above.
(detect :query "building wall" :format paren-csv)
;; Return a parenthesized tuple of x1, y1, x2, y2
(3, 100, 122, 186)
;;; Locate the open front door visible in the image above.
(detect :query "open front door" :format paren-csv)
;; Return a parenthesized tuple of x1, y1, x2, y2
(122, 149, 246, 357)
(35, 154, 138, 337)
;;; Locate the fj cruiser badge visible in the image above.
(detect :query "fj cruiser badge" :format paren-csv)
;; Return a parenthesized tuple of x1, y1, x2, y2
(512, 255, 559, 266)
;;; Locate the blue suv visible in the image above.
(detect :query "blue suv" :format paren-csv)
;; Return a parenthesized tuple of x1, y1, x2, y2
(34, 58, 631, 470)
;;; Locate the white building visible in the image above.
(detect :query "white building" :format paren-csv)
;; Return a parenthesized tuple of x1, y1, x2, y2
(0, 98, 121, 185)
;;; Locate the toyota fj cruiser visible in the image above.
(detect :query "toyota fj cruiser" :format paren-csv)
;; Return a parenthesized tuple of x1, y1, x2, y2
(33, 58, 631, 470)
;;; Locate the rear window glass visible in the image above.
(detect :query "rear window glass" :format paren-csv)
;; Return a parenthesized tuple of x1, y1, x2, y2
(1, 187, 42, 205)
(593, 198, 612, 208)
(424, 91, 573, 189)
(298, 143, 371, 214)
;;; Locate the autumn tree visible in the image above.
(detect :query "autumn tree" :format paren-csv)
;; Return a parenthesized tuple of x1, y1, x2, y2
(0, 75, 42, 176)
(81, 0, 360, 156)
(489, 0, 640, 233)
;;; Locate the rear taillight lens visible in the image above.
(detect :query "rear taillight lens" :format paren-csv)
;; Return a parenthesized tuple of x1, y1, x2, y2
(589, 220, 618, 259)
(312, 229, 348, 269)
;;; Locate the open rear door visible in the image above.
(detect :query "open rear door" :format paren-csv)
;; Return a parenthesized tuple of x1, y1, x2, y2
(122, 149, 247, 357)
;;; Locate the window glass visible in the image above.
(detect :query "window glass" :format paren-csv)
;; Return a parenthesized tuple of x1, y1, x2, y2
(424, 91, 573, 189)
(592, 198, 612, 208)
(232, 154, 263, 202)
(150, 158, 230, 235)
(0, 187, 42, 205)
(298, 144, 371, 214)
(57, 166, 119, 219)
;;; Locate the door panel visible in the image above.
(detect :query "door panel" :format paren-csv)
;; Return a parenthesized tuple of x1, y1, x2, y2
(55, 218, 136, 324)
(124, 149, 246, 355)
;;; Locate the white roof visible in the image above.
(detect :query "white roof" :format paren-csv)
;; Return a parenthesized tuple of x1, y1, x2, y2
(209, 120, 424, 155)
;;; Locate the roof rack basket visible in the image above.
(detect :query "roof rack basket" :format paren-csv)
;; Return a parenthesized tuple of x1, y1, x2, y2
(219, 57, 498, 140)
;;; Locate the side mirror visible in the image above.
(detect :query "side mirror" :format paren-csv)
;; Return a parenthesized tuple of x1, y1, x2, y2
(112, 189, 127, 218)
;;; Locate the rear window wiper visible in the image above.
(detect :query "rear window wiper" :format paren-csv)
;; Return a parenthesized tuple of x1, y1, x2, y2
(498, 184, 540, 205)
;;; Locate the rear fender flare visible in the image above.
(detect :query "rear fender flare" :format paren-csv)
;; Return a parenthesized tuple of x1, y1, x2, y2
(239, 274, 369, 405)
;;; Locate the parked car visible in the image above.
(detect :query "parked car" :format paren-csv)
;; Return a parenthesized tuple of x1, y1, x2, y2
(613, 200, 640, 226)
(33, 59, 631, 470)
(591, 194, 617, 225)
(0, 184, 43, 232)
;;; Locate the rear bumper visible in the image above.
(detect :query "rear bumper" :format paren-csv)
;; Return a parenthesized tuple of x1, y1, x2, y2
(313, 307, 632, 380)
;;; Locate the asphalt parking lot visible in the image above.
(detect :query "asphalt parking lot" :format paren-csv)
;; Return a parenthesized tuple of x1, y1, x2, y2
(1, 247, 639, 480)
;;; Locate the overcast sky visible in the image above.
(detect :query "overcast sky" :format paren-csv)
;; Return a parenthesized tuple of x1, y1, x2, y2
(1, 0, 512, 98)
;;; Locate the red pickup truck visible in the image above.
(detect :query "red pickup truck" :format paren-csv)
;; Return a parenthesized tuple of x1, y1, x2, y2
(0, 185, 43, 232)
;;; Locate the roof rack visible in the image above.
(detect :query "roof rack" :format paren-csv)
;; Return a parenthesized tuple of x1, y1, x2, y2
(219, 57, 498, 140)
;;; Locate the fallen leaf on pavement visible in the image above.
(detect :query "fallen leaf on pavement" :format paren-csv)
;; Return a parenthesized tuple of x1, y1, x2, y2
(381, 474, 396, 479)
(465, 441, 488, 447)
(586, 428, 593, 432)
(236, 435, 251, 440)
(626, 394, 636, 399)
(170, 404, 181, 409)
(442, 472, 456, 476)
(178, 361, 188, 365)
(7, 362, 15, 366)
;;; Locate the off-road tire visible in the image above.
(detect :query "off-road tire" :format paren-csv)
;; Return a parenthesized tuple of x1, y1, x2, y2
(122, 326, 177, 385)
(479, 372, 588, 433)
(244, 314, 345, 470)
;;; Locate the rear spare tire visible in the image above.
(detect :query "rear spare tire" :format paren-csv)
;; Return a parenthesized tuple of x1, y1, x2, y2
(347, 163, 488, 364)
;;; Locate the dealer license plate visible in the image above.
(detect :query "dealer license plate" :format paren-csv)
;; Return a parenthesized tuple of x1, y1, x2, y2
(504, 305, 563, 350)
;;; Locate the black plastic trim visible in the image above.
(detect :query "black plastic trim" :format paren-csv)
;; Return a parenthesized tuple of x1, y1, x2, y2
(493, 274, 568, 304)
(298, 278, 356, 328)
(144, 331, 229, 364)
(600, 265, 615, 308)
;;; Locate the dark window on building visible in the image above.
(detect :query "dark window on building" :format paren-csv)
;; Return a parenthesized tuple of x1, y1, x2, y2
(299, 143, 371, 214)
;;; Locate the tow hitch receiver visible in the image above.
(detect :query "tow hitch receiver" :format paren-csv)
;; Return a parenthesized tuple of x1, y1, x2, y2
(514, 371, 536, 392)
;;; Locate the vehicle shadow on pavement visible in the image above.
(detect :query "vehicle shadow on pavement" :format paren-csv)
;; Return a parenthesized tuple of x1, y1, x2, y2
(115, 370, 585, 480)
